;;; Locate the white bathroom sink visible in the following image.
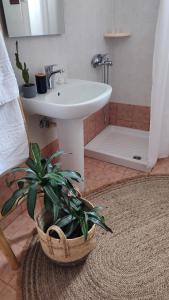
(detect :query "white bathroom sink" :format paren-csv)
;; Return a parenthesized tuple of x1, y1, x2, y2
(22, 79, 112, 186)
(22, 79, 112, 119)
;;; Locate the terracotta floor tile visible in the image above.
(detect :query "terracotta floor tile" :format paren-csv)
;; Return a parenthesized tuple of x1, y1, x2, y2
(0, 206, 23, 230)
(0, 279, 6, 292)
(151, 157, 169, 174)
(84, 157, 143, 193)
(0, 279, 16, 300)
(8, 273, 18, 291)
(0, 258, 16, 286)
(4, 211, 35, 247)
(0, 286, 16, 300)
(0, 211, 35, 287)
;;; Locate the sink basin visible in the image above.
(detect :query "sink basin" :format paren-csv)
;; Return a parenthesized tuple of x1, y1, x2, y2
(22, 79, 112, 188)
(22, 79, 112, 120)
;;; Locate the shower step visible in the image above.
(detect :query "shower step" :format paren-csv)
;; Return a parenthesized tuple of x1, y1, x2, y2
(85, 125, 150, 172)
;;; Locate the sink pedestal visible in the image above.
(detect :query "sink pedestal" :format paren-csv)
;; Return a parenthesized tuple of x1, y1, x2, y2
(57, 119, 84, 190)
(22, 79, 112, 192)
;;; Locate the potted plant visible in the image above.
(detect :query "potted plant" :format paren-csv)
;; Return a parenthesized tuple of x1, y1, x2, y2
(1, 143, 112, 265)
(15, 41, 36, 98)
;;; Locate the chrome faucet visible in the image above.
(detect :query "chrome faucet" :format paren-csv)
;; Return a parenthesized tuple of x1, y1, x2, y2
(45, 64, 64, 89)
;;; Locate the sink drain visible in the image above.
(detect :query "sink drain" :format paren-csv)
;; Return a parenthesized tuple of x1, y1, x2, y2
(133, 155, 142, 160)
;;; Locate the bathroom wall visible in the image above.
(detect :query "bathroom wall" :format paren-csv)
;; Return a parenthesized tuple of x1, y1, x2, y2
(0, 0, 159, 148)
(3, 0, 159, 107)
(0, 0, 112, 148)
(2, 0, 112, 84)
(109, 0, 160, 106)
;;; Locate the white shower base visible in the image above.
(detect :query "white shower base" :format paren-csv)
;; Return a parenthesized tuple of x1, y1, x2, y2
(85, 126, 150, 172)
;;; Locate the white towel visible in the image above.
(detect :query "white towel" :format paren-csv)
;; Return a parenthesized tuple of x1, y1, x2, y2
(0, 32, 19, 104)
(0, 32, 29, 175)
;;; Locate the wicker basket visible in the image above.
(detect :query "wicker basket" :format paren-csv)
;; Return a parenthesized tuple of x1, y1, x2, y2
(36, 198, 96, 266)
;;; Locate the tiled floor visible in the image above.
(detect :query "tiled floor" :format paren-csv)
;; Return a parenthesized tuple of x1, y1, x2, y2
(1, 155, 169, 299)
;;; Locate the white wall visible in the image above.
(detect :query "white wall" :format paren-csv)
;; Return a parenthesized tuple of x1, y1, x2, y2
(0, 0, 159, 147)
(1, 0, 112, 147)
(4, 0, 112, 84)
(3, 0, 159, 107)
(109, 0, 159, 106)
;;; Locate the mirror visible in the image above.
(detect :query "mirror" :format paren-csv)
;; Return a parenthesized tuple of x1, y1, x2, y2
(2, 0, 65, 37)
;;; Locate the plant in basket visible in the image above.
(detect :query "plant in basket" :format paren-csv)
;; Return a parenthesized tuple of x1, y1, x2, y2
(1, 143, 112, 265)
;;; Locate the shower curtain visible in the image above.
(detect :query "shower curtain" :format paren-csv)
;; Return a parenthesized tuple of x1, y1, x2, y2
(148, 0, 169, 169)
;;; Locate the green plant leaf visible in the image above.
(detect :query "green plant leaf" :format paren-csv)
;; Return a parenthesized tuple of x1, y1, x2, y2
(1, 188, 28, 216)
(15, 41, 23, 70)
(44, 173, 67, 186)
(80, 215, 88, 240)
(87, 214, 112, 233)
(87, 211, 105, 224)
(61, 194, 70, 208)
(26, 158, 38, 174)
(53, 204, 60, 222)
(47, 163, 53, 173)
(16, 40, 19, 53)
(69, 198, 82, 211)
(59, 171, 82, 183)
(55, 215, 76, 228)
(16, 176, 37, 186)
(15, 41, 29, 84)
(69, 201, 79, 211)
(90, 206, 103, 213)
(71, 197, 82, 207)
(6, 173, 38, 189)
(44, 150, 64, 169)
(64, 220, 79, 238)
(44, 194, 53, 213)
(84, 211, 88, 224)
(53, 162, 62, 173)
(30, 143, 42, 176)
(66, 180, 78, 197)
(27, 183, 39, 219)
(11, 167, 36, 175)
(43, 185, 60, 206)
(23, 62, 29, 85)
(41, 159, 53, 174)
(21, 174, 39, 181)
(87, 211, 102, 218)
(62, 207, 69, 214)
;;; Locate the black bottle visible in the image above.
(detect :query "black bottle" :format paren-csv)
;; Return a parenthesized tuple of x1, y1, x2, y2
(35, 73, 47, 94)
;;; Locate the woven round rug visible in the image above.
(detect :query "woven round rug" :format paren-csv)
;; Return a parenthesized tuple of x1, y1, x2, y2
(20, 175, 169, 300)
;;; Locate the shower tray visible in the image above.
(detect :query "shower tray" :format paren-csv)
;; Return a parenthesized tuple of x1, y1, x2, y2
(85, 125, 150, 172)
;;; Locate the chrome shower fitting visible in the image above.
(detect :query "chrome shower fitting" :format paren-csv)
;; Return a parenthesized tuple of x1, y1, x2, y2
(91, 54, 106, 68)
(91, 53, 111, 68)
(91, 54, 112, 84)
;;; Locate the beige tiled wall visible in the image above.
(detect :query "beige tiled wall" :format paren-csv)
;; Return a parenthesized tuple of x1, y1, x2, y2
(84, 102, 150, 146)
(84, 104, 110, 145)
(109, 103, 150, 131)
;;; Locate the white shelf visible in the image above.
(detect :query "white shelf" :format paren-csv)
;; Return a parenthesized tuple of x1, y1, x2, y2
(104, 32, 131, 38)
